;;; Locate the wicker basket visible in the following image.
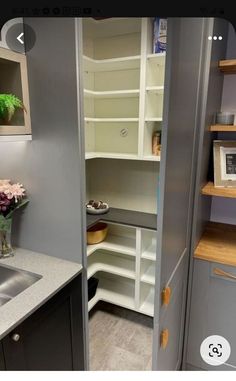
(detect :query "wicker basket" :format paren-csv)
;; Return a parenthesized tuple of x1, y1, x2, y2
(87, 222, 108, 245)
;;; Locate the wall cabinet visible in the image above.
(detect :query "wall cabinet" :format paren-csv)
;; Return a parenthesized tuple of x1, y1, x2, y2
(0, 47, 31, 137)
(0, 274, 84, 371)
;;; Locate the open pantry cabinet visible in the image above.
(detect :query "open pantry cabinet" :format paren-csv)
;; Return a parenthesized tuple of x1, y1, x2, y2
(77, 17, 215, 370)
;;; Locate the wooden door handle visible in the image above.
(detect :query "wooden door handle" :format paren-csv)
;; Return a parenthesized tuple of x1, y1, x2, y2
(160, 329, 169, 349)
(162, 286, 171, 306)
(213, 267, 236, 281)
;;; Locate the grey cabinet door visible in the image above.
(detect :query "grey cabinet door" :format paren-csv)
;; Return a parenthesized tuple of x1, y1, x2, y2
(187, 259, 236, 371)
(152, 18, 213, 370)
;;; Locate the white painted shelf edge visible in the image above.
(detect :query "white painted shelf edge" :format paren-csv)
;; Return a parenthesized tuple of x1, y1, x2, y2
(0, 135, 32, 142)
(141, 261, 156, 285)
(84, 89, 140, 98)
(85, 152, 160, 161)
(146, 86, 164, 93)
(87, 235, 136, 257)
(84, 117, 139, 122)
(88, 277, 153, 317)
(145, 117, 163, 122)
(83, 55, 141, 72)
(142, 242, 157, 261)
(87, 252, 136, 280)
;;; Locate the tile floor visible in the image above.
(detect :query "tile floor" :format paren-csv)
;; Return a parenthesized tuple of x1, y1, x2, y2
(89, 301, 153, 371)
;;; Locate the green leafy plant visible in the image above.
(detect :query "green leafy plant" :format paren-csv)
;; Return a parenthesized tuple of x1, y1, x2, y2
(0, 94, 26, 123)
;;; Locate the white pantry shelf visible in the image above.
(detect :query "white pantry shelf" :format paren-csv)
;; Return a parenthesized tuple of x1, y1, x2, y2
(147, 52, 166, 62)
(84, 117, 139, 123)
(146, 86, 164, 94)
(85, 152, 139, 160)
(145, 117, 163, 122)
(139, 287, 155, 317)
(88, 251, 135, 280)
(87, 234, 136, 257)
(88, 276, 136, 312)
(142, 242, 156, 261)
(84, 89, 140, 99)
(142, 155, 160, 162)
(0, 135, 32, 142)
(83, 55, 141, 72)
(141, 261, 155, 285)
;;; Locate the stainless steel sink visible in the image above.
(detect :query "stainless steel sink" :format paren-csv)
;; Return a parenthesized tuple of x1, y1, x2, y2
(0, 265, 42, 307)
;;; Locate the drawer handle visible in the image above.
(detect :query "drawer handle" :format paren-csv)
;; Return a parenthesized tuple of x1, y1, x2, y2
(162, 286, 171, 306)
(213, 267, 236, 281)
(160, 329, 169, 349)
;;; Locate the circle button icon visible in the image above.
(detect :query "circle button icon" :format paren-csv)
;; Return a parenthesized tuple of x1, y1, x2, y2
(200, 335, 231, 366)
(5, 22, 36, 53)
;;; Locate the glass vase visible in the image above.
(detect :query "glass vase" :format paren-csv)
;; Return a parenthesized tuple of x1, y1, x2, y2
(0, 228, 14, 258)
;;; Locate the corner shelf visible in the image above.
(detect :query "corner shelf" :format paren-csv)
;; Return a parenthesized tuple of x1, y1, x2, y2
(0, 135, 32, 142)
(194, 222, 236, 267)
(146, 86, 164, 94)
(84, 117, 139, 123)
(210, 125, 236, 132)
(88, 251, 136, 280)
(202, 181, 236, 198)
(145, 117, 162, 122)
(83, 55, 141, 72)
(85, 152, 139, 160)
(88, 276, 136, 312)
(84, 89, 140, 99)
(87, 234, 136, 257)
(219, 59, 236, 74)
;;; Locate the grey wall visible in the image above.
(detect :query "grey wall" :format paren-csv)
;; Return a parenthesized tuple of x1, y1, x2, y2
(211, 23, 236, 225)
(0, 18, 84, 263)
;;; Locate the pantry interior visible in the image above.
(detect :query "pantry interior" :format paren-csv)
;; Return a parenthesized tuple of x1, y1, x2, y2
(82, 17, 164, 369)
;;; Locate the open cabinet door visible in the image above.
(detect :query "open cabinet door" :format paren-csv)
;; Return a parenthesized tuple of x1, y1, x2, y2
(152, 18, 213, 370)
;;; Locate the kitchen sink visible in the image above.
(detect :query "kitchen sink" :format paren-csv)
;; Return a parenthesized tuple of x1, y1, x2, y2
(0, 265, 42, 307)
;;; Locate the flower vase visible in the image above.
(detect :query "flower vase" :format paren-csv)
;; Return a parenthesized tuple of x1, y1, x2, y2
(0, 218, 13, 258)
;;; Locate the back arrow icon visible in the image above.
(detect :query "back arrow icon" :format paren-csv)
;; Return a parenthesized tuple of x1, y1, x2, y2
(17, 32, 24, 44)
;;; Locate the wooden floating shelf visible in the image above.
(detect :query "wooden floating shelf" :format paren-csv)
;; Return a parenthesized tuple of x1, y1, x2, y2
(202, 182, 236, 198)
(219, 59, 236, 74)
(194, 222, 236, 267)
(210, 125, 236, 132)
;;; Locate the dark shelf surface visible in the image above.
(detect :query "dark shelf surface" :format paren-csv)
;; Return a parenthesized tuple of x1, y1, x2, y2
(87, 207, 157, 231)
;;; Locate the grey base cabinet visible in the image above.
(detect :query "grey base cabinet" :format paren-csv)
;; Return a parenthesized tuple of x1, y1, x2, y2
(0, 274, 84, 371)
(187, 259, 236, 371)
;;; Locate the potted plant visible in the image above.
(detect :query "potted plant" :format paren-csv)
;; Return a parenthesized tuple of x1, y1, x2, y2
(0, 94, 26, 125)
(0, 180, 28, 258)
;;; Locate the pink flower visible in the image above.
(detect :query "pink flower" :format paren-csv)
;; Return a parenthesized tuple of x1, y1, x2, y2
(0, 180, 26, 202)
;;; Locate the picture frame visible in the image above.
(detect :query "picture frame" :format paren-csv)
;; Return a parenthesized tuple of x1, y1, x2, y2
(213, 140, 236, 187)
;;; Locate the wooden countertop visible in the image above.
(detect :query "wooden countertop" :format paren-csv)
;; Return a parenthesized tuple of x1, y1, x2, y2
(87, 207, 157, 231)
(194, 222, 236, 267)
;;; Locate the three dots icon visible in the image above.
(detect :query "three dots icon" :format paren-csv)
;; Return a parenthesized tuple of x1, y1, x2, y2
(208, 35, 223, 40)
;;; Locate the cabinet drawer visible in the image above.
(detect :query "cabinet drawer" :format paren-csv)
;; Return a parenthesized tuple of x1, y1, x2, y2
(187, 259, 236, 370)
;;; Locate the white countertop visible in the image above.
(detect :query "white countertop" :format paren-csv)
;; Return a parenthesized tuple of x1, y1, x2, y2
(0, 248, 83, 340)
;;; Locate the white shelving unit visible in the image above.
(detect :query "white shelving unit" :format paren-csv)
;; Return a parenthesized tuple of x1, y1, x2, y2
(83, 17, 163, 318)
(82, 17, 165, 162)
(87, 222, 157, 317)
